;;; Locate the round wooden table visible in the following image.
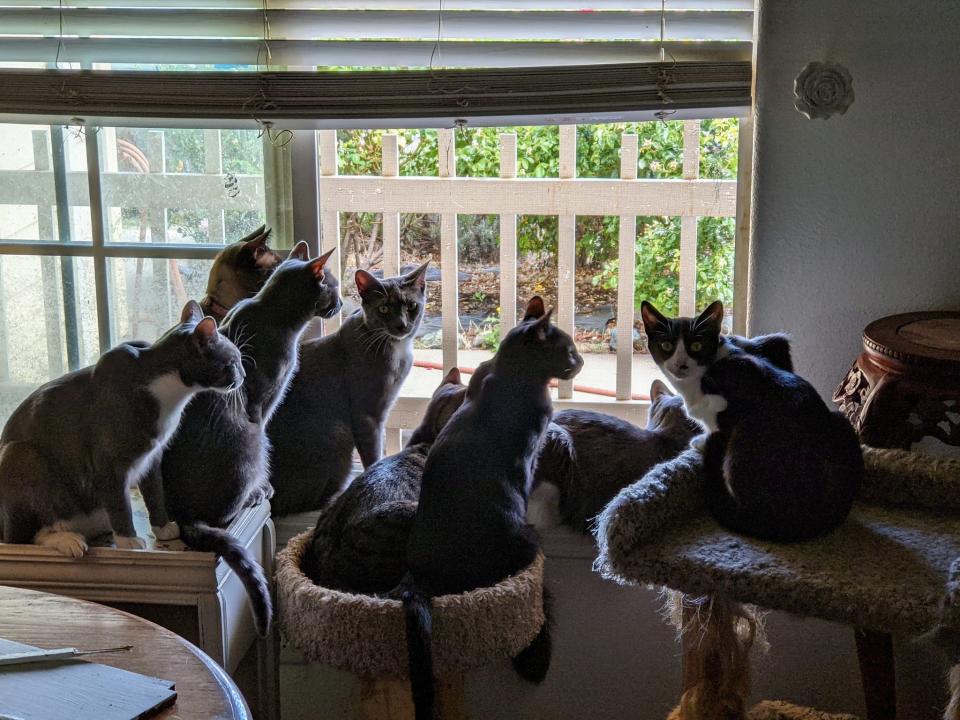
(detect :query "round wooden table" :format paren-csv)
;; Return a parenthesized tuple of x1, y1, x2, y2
(0, 585, 250, 720)
(834, 310, 960, 448)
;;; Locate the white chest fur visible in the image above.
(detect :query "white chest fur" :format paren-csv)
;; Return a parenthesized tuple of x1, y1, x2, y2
(126, 372, 197, 486)
(665, 339, 728, 434)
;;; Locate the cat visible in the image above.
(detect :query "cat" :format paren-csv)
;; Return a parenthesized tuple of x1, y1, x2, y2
(0, 301, 243, 558)
(199, 225, 282, 322)
(302, 367, 467, 594)
(155, 242, 340, 637)
(641, 300, 864, 541)
(402, 296, 583, 720)
(530, 379, 700, 533)
(266, 262, 430, 517)
(640, 300, 794, 449)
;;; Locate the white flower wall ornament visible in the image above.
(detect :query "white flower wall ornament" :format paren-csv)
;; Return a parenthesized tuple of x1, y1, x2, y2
(794, 61, 854, 119)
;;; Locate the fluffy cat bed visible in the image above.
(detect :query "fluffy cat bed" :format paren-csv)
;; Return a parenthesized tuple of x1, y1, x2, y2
(595, 447, 960, 642)
(668, 700, 859, 720)
(595, 447, 960, 719)
(276, 530, 546, 678)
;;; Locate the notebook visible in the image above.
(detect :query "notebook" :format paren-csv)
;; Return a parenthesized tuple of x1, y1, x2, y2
(0, 638, 176, 720)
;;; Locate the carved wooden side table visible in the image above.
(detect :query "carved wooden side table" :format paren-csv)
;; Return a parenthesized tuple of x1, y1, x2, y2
(834, 311, 960, 449)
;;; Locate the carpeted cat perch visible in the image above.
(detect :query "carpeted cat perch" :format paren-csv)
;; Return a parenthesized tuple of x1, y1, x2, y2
(594, 447, 960, 720)
(276, 530, 545, 719)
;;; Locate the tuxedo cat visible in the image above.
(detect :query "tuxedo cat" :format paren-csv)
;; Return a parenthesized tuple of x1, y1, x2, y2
(640, 300, 793, 448)
(530, 379, 699, 532)
(403, 297, 583, 720)
(267, 263, 429, 516)
(157, 243, 340, 636)
(200, 225, 282, 322)
(302, 368, 467, 594)
(0, 302, 243, 557)
(641, 300, 863, 541)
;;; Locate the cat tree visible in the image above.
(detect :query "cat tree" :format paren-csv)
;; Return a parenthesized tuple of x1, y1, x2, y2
(276, 530, 546, 719)
(595, 446, 960, 720)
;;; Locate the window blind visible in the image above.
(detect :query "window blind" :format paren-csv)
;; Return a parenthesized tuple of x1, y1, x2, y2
(0, 1, 753, 127)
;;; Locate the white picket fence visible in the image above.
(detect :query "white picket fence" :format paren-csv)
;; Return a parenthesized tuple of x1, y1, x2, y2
(317, 122, 739, 407)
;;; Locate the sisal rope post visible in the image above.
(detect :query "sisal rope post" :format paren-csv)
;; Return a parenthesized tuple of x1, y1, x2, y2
(664, 591, 767, 720)
(946, 665, 960, 720)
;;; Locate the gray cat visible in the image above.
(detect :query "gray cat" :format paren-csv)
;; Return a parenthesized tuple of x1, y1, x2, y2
(155, 242, 340, 637)
(266, 263, 429, 516)
(302, 368, 467, 594)
(530, 380, 699, 532)
(0, 301, 243, 557)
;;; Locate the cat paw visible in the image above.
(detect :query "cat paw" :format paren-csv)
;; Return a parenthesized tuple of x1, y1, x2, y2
(114, 535, 147, 550)
(35, 530, 88, 559)
(152, 521, 180, 541)
(690, 434, 709, 453)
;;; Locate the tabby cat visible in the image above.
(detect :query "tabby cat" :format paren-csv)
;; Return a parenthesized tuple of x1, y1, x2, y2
(267, 263, 429, 516)
(530, 379, 699, 532)
(641, 300, 863, 541)
(302, 368, 467, 594)
(403, 297, 583, 720)
(200, 225, 282, 322)
(157, 243, 340, 636)
(0, 302, 243, 557)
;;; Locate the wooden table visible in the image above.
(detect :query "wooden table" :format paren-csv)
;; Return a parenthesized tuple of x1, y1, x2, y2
(834, 310, 960, 449)
(0, 585, 250, 720)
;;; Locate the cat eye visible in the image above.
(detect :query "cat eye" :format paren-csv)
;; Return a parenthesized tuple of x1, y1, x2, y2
(378, 305, 390, 315)
(660, 341, 674, 352)
(690, 341, 703, 352)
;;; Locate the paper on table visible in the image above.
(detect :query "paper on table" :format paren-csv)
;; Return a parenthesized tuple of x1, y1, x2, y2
(0, 638, 176, 720)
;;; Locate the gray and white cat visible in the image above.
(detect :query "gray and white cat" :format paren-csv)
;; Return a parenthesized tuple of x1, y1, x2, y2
(155, 242, 340, 637)
(0, 301, 243, 557)
(530, 379, 700, 532)
(266, 263, 429, 516)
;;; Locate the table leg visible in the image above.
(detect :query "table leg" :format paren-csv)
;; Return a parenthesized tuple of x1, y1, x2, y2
(854, 628, 896, 720)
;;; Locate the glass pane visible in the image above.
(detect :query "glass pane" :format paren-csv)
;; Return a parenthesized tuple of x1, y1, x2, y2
(458, 214, 499, 364)
(0, 255, 98, 426)
(100, 127, 265, 244)
(109, 257, 214, 344)
(0, 123, 90, 242)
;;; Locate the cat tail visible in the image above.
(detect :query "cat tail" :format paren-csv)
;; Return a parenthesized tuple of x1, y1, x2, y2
(401, 581, 435, 720)
(511, 586, 553, 683)
(180, 522, 273, 638)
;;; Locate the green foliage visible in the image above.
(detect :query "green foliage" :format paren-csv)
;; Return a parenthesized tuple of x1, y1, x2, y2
(324, 119, 739, 308)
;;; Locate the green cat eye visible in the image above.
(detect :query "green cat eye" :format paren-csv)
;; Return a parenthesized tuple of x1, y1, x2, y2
(660, 341, 674, 352)
(690, 341, 703, 352)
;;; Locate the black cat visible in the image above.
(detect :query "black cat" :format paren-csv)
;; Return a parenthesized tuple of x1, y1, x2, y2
(267, 263, 429, 516)
(0, 302, 243, 556)
(155, 243, 340, 636)
(302, 368, 467, 594)
(403, 297, 583, 720)
(531, 380, 699, 532)
(641, 300, 863, 541)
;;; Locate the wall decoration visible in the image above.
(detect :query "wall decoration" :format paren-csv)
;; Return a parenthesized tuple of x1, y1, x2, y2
(793, 61, 854, 119)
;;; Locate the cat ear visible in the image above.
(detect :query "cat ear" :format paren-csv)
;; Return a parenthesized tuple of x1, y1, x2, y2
(529, 307, 554, 340)
(442, 366, 462, 386)
(355, 269, 386, 298)
(650, 378, 673, 400)
(193, 316, 218, 344)
(522, 295, 546, 320)
(181, 300, 204, 324)
(242, 227, 276, 269)
(307, 247, 335, 280)
(287, 241, 310, 262)
(403, 261, 430, 291)
(238, 224, 267, 244)
(694, 300, 724, 332)
(640, 301, 667, 330)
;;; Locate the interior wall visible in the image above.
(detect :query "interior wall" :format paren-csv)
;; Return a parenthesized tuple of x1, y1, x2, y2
(748, 0, 960, 398)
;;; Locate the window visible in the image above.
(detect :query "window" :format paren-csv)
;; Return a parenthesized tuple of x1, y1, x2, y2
(0, 2, 754, 430)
